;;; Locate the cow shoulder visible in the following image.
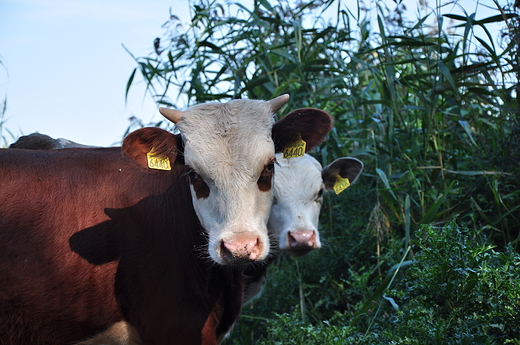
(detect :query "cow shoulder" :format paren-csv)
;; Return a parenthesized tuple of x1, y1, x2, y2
(322, 157, 364, 190)
(122, 127, 182, 168)
(272, 108, 333, 153)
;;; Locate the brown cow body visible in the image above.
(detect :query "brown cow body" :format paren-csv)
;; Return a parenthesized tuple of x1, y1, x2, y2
(1, 147, 128, 344)
(0, 133, 249, 344)
(0, 103, 333, 344)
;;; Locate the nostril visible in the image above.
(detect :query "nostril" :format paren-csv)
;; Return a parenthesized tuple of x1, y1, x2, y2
(220, 240, 234, 263)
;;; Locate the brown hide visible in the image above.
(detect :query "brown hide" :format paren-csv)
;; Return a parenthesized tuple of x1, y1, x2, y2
(0, 108, 333, 345)
(0, 146, 131, 344)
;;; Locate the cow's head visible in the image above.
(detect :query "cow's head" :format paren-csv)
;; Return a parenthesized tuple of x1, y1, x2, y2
(269, 154, 363, 256)
(149, 97, 333, 265)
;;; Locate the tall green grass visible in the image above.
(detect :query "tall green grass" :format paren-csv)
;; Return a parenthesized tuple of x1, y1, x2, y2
(128, 0, 518, 242)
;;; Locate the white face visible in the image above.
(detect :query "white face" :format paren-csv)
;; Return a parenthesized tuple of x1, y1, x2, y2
(176, 99, 278, 265)
(269, 153, 324, 256)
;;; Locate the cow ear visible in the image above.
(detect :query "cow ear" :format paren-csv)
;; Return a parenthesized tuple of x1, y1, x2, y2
(322, 157, 364, 190)
(272, 108, 333, 153)
(122, 127, 181, 169)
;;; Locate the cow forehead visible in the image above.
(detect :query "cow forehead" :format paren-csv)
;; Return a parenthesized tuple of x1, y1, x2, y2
(177, 99, 274, 141)
(177, 99, 276, 176)
(186, 137, 274, 185)
(274, 154, 324, 197)
(279, 153, 322, 170)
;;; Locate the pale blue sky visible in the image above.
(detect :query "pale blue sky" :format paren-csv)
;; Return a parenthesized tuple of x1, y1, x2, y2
(1, 0, 191, 146)
(0, 0, 509, 147)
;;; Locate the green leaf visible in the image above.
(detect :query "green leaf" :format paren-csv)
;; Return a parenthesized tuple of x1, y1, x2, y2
(437, 60, 458, 92)
(443, 13, 468, 21)
(125, 68, 137, 104)
(475, 13, 518, 25)
(376, 168, 397, 202)
(458, 120, 478, 147)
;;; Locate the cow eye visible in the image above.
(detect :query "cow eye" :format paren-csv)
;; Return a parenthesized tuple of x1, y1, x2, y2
(187, 169, 209, 199)
(257, 158, 275, 192)
(188, 170, 200, 181)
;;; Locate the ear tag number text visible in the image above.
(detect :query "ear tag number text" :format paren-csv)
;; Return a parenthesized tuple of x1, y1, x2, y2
(283, 136, 306, 159)
(333, 175, 350, 195)
(147, 149, 172, 171)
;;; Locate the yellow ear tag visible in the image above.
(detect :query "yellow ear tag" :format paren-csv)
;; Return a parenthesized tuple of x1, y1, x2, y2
(283, 136, 306, 159)
(147, 148, 171, 171)
(333, 175, 350, 195)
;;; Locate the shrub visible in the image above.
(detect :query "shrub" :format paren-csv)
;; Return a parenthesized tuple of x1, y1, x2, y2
(232, 221, 520, 344)
(382, 221, 520, 344)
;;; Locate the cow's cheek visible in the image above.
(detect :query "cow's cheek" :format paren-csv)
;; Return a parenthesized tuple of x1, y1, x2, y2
(267, 203, 292, 249)
(189, 191, 224, 263)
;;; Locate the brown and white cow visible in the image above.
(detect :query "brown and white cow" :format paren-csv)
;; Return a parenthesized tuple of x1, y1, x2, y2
(74, 153, 363, 345)
(0, 97, 334, 345)
(8, 125, 363, 345)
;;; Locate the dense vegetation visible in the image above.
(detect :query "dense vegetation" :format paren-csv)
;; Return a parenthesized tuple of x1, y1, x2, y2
(124, 0, 520, 342)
